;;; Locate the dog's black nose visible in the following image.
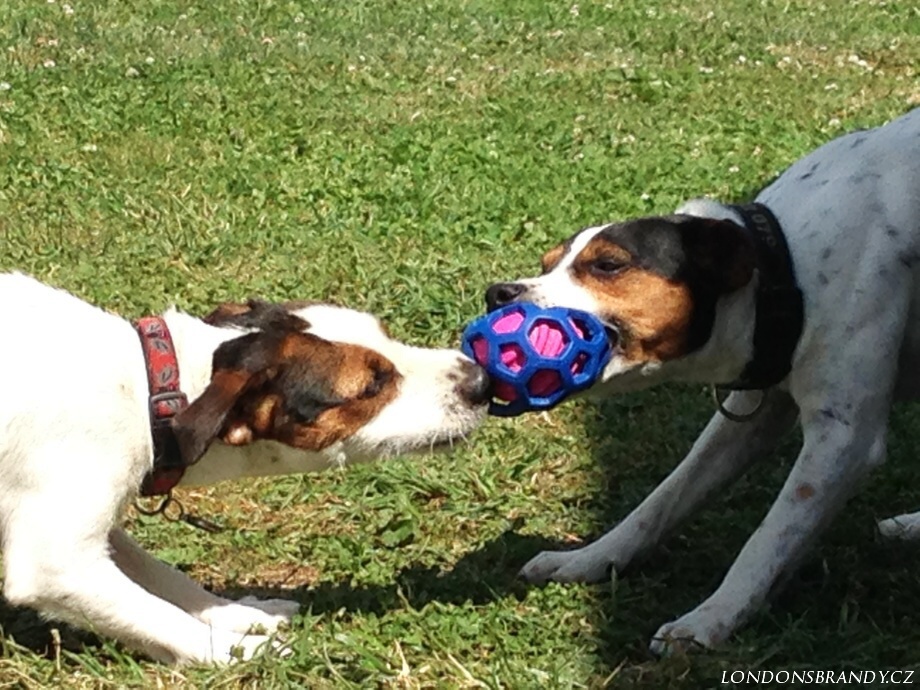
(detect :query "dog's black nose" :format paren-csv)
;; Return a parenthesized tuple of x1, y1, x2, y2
(456, 360, 491, 406)
(485, 282, 527, 312)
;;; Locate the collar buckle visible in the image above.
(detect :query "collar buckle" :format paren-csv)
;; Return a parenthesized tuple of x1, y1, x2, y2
(148, 390, 188, 428)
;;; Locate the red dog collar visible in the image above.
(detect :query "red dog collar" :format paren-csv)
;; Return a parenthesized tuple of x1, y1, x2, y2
(134, 316, 189, 496)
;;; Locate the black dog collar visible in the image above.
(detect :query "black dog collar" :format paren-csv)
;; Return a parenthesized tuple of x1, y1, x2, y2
(724, 202, 804, 391)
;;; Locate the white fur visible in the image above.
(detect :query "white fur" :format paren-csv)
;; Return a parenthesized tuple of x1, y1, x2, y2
(0, 273, 485, 664)
(520, 222, 758, 394)
(510, 108, 920, 654)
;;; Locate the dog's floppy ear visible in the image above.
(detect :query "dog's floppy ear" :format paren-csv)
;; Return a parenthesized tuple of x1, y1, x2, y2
(171, 330, 351, 464)
(171, 332, 279, 465)
(679, 216, 756, 294)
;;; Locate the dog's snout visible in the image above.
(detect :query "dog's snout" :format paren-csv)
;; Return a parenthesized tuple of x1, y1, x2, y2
(485, 282, 527, 312)
(456, 360, 491, 406)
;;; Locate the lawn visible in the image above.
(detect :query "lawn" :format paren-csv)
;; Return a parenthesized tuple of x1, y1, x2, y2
(1, 0, 919, 687)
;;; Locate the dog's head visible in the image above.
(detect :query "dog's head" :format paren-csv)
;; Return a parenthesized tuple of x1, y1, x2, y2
(484, 215, 755, 391)
(174, 300, 489, 465)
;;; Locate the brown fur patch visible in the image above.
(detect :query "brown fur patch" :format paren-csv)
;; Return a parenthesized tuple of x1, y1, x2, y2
(203, 301, 254, 323)
(203, 300, 310, 333)
(227, 334, 402, 451)
(795, 483, 816, 501)
(541, 244, 567, 274)
(572, 237, 693, 363)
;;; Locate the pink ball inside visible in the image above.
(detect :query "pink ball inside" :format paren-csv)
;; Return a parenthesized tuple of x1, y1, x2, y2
(492, 315, 586, 375)
(492, 310, 525, 335)
(471, 336, 489, 365)
(528, 369, 562, 397)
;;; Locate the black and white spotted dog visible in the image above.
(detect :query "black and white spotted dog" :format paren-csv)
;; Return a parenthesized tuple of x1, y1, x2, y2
(485, 107, 920, 654)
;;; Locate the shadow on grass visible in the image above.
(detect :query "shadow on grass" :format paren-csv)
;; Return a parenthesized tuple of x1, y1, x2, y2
(4, 391, 920, 682)
(573, 386, 920, 683)
(221, 527, 561, 616)
(0, 529, 560, 662)
(0, 601, 99, 658)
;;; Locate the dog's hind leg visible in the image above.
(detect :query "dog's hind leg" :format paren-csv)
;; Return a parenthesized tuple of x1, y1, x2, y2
(519, 389, 799, 584)
(110, 528, 300, 633)
(877, 511, 920, 540)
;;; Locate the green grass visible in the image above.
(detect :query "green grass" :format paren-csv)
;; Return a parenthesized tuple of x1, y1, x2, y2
(1, 0, 919, 687)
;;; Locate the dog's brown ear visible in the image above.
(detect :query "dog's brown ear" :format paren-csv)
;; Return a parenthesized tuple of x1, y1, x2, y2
(202, 301, 254, 325)
(171, 330, 350, 464)
(680, 216, 756, 294)
(172, 332, 281, 465)
(172, 369, 258, 465)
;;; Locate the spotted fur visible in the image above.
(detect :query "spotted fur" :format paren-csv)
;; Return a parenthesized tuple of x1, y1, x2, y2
(487, 107, 920, 655)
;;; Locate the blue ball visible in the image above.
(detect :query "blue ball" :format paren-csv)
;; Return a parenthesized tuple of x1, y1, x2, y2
(461, 302, 612, 417)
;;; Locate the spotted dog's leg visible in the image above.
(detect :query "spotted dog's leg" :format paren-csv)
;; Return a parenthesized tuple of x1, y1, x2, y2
(878, 511, 920, 540)
(650, 280, 908, 656)
(519, 390, 799, 584)
(650, 403, 888, 655)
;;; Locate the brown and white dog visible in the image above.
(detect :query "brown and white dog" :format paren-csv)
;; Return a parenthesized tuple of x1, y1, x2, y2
(0, 272, 489, 664)
(485, 108, 920, 654)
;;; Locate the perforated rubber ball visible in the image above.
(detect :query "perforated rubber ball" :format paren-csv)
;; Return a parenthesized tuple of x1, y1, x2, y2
(461, 302, 612, 417)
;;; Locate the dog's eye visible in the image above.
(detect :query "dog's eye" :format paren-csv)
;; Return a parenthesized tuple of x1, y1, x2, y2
(591, 258, 626, 275)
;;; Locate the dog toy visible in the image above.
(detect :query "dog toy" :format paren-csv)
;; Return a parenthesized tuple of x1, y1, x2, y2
(461, 302, 612, 417)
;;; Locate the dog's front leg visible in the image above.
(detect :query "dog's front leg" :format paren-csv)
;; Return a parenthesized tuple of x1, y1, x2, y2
(649, 401, 888, 656)
(2, 488, 277, 664)
(4, 544, 274, 664)
(110, 529, 300, 634)
(520, 390, 799, 584)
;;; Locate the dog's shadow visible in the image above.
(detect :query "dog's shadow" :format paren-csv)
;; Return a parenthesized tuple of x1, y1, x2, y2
(0, 527, 558, 661)
(0, 599, 98, 658)
(0, 391, 697, 663)
(219, 527, 559, 616)
(10, 386, 913, 670)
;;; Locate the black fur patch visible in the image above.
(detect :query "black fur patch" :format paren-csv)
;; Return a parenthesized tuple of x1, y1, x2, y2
(592, 216, 753, 352)
(204, 299, 310, 333)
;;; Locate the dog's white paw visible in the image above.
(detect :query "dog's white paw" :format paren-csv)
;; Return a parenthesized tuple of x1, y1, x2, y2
(199, 596, 300, 634)
(649, 610, 728, 657)
(878, 514, 920, 541)
(519, 547, 612, 584)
